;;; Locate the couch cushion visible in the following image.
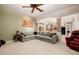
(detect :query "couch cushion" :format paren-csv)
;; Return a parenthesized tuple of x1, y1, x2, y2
(38, 32, 56, 37)
(74, 38, 79, 42)
(69, 44, 79, 48)
(70, 41, 79, 45)
(36, 35, 52, 40)
(50, 33, 56, 37)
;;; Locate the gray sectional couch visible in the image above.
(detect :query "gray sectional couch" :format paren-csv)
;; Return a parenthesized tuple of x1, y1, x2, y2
(23, 32, 59, 44)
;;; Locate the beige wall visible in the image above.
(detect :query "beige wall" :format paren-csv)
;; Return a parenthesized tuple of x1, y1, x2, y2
(0, 14, 35, 41)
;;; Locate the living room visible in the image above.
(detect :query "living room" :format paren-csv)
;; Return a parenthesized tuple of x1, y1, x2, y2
(0, 4, 79, 55)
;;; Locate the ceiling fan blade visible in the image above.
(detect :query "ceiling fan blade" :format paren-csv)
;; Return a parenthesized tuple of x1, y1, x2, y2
(36, 4, 44, 6)
(36, 7, 43, 12)
(22, 6, 31, 8)
(31, 7, 35, 13)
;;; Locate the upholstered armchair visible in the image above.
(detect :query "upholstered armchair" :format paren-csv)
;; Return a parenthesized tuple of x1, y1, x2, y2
(65, 30, 79, 51)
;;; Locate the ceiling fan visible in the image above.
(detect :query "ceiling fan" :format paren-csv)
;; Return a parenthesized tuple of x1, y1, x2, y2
(22, 4, 44, 13)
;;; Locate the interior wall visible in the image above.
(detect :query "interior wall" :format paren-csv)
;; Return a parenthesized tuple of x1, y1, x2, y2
(57, 18, 61, 32)
(37, 18, 57, 32)
(0, 14, 35, 41)
(71, 14, 79, 31)
(61, 13, 79, 32)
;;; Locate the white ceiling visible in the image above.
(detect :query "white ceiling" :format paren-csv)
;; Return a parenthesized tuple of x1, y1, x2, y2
(0, 4, 79, 18)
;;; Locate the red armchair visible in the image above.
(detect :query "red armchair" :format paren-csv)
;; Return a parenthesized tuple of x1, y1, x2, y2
(65, 30, 79, 51)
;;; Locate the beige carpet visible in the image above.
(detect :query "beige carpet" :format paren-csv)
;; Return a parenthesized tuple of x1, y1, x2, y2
(0, 39, 79, 55)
